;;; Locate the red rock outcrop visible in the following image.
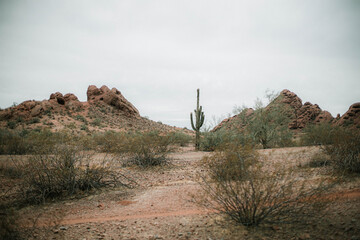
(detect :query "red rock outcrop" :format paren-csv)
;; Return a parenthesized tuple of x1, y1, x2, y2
(277, 90, 333, 129)
(212, 108, 254, 132)
(87, 85, 140, 118)
(213, 89, 334, 132)
(336, 102, 360, 128)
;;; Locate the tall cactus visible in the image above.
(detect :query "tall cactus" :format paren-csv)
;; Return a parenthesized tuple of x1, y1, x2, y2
(190, 88, 205, 150)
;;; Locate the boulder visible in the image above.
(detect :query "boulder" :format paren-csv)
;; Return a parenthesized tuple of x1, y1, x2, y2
(49, 92, 65, 105)
(337, 102, 360, 128)
(87, 85, 140, 117)
(64, 93, 79, 102)
(30, 104, 44, 117)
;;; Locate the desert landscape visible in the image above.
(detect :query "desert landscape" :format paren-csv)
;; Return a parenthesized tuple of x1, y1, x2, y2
(1, 1, 359, 239)
(0, 85, 359, 240)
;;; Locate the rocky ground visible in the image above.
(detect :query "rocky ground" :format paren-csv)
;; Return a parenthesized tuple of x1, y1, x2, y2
(2, 146, 360, 240)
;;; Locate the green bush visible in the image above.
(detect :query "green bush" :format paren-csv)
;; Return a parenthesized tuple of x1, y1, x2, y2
(119, 132, 172, 167)
(0, 129, 68, 155)
(91, 118, 101, 126)
(28, 117, 40, 124)
(80, 124, 88, 131)
(300, 123, 338, 146)
(200, 131, 229, 151)
(75, 115, 87, 123)
(201, 144, 258, 181)
(302, 124, 360, 173)
(167, 131, 192, 147)
(7, 121, 16, 129)
(200, 130, 250, 152)
(0, 129, 30, 155)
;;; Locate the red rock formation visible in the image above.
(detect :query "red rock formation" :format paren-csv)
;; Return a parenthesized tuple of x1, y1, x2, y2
(213, 89, 335, 132)
(212, 108, 254, 132)
(0, 85, 141, 122)
(336, 102, 360, 128)
(87, 85, 140, 118)
(278, 90, 333, 129)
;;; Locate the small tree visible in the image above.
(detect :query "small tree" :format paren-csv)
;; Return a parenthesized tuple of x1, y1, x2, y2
(190, 89, 205, 150)
(246, 93, 292, 149)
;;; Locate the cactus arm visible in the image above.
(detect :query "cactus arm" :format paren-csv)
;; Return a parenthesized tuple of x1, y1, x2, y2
(190, 112, 196, 130)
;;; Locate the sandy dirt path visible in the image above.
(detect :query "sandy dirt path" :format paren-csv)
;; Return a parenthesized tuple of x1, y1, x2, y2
(16, 147, 360, 240)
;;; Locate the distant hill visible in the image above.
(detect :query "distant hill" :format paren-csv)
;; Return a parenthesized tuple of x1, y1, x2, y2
(212, 89, 360, 132)
(0, 85, 190, 134)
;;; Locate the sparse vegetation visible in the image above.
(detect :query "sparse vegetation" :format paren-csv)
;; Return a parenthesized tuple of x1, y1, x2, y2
(301, 123, 338, 146)
(324, 128, 360, 174)
(91, 118, 101, 126)
(0, 205, 19, 240)
(28, 117, 40, 124)
(245, 95, 293, 149)
(168, 131, 192, 147)
(200, 130, 248, 151)
(301, 124, 360, 174)
(119, 132, 173, 167)
(7, 120, 16, 129)
(307, 152, 330, 168)
(199, 144, 333, 227)
(12, 144, 126, 204)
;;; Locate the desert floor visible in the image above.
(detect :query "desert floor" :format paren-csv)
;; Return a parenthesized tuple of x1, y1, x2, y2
(2, 146, 360, 240)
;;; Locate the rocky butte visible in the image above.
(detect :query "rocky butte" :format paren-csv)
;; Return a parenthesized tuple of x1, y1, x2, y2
(0, 85, 186, 133)
(0, 85, 139, 121)
(212, 89, 359, 132)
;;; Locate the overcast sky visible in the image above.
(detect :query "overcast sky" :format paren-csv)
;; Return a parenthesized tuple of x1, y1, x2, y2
(0, 0, 359, 129)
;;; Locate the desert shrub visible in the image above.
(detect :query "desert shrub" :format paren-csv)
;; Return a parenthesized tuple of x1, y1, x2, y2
(199, 145, 332, 227)
(7, 121, 16, 129)
(324, 129, 360, 173)
(200, 130, 250, 152)
(28, 117, 40, 124)
(0, 129, 30, 155)
(307, 152, 330, 168)
(201, 144, 258, 181)
(168, 131, 192, 147)
(300, 123, 338, 146)
(91, 118, 101, 126)
(246, 106, 293, 149)
(200, 130, 229, 151)
(0, 129, 74, 155)
(80, 124, 88, 131)
(90, 131, 126, 152)
(0, 205, 20, 240)
(0, 160, 23, 179)
(75, 115, 87, 123)
(119, 132, 172, 167)
(13, 144, 122, 204)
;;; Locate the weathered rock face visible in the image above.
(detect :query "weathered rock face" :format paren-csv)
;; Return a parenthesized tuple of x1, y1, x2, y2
(336, 102, 360, 128)
(87, 85, 140, 118)
(49, 92, 65, 105)
(278, 90, 333, 129)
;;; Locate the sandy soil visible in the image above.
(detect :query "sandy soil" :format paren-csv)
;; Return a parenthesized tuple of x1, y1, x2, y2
(3, 146, 360, 239)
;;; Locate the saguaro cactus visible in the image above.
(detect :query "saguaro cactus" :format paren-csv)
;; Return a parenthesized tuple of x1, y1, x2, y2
(190, 88, 205, 150)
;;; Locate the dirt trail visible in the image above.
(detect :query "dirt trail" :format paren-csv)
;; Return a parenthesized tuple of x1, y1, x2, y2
(38, 147, 360, 228)
(28, 149, 209, 228)
(16, 147, 360, 239)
